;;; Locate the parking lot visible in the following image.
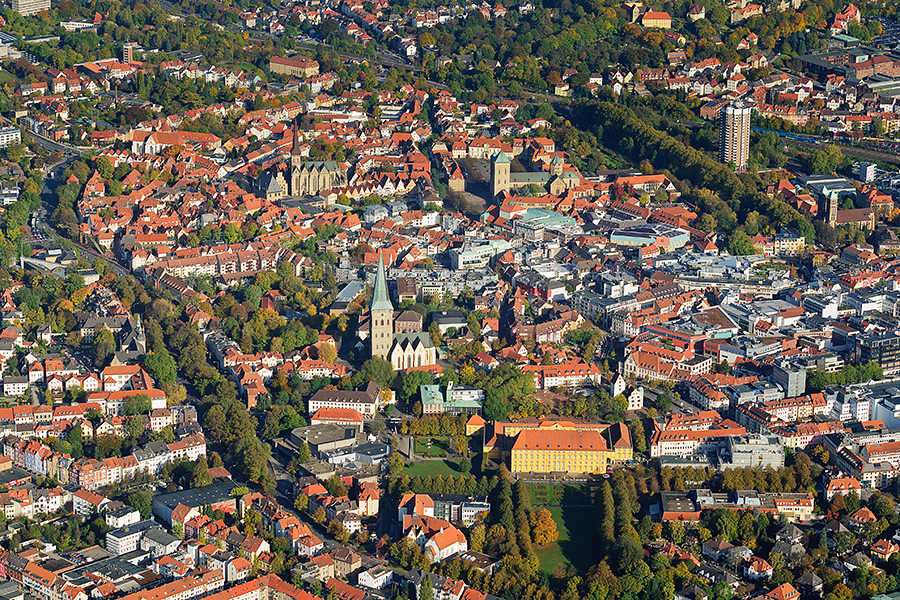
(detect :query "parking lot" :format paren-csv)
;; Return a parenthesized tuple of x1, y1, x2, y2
(872, 17, 900, 46)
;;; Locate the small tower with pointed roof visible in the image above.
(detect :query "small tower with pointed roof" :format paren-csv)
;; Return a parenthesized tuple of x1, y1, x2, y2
(549, 154, 564, 176)
(369, 252, 394, 361)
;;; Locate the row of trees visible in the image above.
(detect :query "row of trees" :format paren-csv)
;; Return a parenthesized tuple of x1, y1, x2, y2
(406, 473, 500, 499)
(807, 361, 884, 392)
(659, 452, 823, 494)
(399, 414, 470, 437)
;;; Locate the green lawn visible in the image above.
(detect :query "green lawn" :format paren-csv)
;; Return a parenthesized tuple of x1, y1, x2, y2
(534, 506, 598, 574)
(529, 483, 593, 506)
(402, 459, 464, 478)
(415, 436, 450, 458)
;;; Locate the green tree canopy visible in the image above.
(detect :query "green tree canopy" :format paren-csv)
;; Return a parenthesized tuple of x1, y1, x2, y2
(144, 350, 177, 385)
(726, 229, 757, 256)
(123, 393, 152, 416)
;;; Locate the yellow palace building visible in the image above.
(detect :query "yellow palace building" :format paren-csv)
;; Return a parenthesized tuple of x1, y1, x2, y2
(467, 416, 633, 474)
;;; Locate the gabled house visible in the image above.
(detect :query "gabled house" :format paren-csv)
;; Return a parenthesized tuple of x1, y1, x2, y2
(871, 539, 899, 562)
(766, 583, 800, 600)
(701, 538, 733, 562)
(744, 557, 773, 580)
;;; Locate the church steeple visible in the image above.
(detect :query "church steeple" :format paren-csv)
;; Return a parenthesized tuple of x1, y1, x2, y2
(370, 252, 393, 313)
(369, 252, 394, 361)
(291, 118, 300, 156)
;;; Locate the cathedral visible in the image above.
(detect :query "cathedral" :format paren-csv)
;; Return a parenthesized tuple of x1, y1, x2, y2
(490, 152, 580, 198)
(370, 253, 437, 371)
(256, 122, 347, 201)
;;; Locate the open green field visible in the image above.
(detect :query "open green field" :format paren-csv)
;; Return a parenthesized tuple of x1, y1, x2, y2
(402, 459, 463, 478)
(534, 506, 599, 573)
(415, 436, 450, 457)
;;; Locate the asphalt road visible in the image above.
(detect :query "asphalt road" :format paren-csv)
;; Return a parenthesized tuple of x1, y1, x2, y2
(28, 129, 82, 157)
(36, 157, 131, 278)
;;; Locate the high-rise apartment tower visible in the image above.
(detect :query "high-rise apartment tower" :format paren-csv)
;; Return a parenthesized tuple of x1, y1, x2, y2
(719, 103, 752, 171)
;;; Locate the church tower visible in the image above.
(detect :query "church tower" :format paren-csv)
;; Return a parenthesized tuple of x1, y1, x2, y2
(491, 151, 510, 198)
(369, 252, 394, 361)
(549, 154, 564, 176)
(290, 118, 302, 164)
(290, 118, 302, 195)
(824, 195, 838, 227)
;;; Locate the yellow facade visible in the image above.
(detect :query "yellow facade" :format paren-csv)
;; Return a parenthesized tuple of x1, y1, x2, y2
(511, 448, 605, 474)
(510, 445, 633, 474)
(481, 419, 634, 470)
(465, 415, 485, 437)
(508, 426, 634, 474)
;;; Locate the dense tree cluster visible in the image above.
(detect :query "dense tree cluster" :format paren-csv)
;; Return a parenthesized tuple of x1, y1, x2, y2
(557, 389, 627, 421)
(461, 363, 537, 421)
(571, 100, 817, 244)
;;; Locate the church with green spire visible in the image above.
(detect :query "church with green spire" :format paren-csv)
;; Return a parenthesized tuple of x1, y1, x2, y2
(368, 253, 437, 371)
(369, 253, 394, 362)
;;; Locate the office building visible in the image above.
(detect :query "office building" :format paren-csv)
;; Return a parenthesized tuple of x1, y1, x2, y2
(0, 185, 18, 206)
(722, 435, 785, 469)
(719, 103, 751, 170)
(857, 162, 876, 183)
(106, 520, 161, 556)
(431, 494, 491, 526)
(771, 361, 807, 398)
(857, 332, 900, 376)
(11, 0, 48, 16)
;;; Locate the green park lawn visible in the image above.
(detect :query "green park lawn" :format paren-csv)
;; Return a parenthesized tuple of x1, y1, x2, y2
(415, 436, 450, 458)
(402, 459, 464, 478)
(534, 506, 598, 573)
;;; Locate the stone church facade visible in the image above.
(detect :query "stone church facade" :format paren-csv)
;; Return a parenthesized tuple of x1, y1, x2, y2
(369, 254, 436, 371)
(256, 123, 347, 201)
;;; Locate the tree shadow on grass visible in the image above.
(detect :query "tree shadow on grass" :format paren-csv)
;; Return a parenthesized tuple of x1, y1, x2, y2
(557, 506, 600, 572)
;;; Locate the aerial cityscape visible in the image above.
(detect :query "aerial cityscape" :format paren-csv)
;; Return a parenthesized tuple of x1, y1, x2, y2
(0, 0, 899, 599)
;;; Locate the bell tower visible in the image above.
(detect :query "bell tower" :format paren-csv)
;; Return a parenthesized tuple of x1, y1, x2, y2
(369, 252, 394, 361)
(290, 118, 302, 195)
(491, 151, 511, 198)
(550, 154, 563, 176)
